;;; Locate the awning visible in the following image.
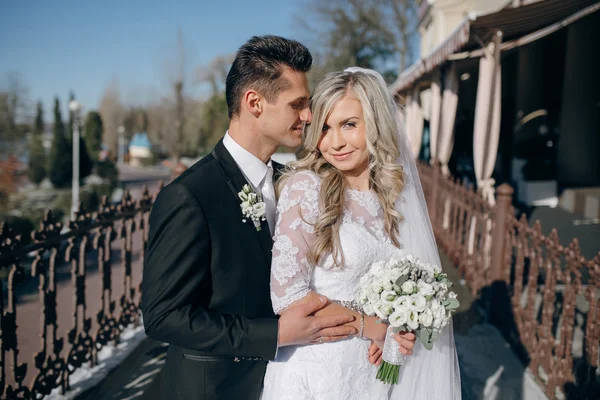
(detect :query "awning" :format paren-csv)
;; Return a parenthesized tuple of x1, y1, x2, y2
(392, 0, 600, 93)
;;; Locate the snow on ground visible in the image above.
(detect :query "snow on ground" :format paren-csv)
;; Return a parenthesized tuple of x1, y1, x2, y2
(48, 324, 147, 400)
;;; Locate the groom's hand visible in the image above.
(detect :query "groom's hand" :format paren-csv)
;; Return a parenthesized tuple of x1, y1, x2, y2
(277, 296, 357, 347)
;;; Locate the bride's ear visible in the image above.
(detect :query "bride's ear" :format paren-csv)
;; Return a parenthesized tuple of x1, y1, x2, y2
(243, 89, 262, 118)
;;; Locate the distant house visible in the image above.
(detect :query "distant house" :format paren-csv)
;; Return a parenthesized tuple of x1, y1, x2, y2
(128, 132, 152, 166)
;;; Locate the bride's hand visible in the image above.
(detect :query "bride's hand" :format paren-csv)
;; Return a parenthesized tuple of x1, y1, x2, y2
(393, 331, 417, 356)
(368, 341, 383, 366)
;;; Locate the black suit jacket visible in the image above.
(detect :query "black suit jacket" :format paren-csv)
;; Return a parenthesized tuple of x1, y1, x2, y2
(142, 139, 282, 399)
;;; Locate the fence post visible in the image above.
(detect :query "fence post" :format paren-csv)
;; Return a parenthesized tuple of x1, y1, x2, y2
(490, 183, 514, 281)
(430, 160, 441, 224)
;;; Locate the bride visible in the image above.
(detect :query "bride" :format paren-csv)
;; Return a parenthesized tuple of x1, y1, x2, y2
(261, 68, 461, 399)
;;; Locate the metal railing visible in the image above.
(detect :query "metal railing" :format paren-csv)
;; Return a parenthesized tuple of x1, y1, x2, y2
(419, 161, 600, 399)
(0, 185, 160, 399)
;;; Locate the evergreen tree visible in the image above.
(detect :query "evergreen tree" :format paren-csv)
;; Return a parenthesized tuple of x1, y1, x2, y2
(83, 111, 104, 162)
(79, 135, 93, 179)
(34, 100, 44, 134)
(28, 101, 46, 184)
(49, 97, 72, 188)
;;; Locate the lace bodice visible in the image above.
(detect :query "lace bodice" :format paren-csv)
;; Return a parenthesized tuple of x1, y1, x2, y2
(270, 170, 404, 314)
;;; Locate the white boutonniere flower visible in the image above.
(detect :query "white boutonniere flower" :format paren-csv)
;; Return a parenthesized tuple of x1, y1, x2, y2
(238, 184, 266, 231)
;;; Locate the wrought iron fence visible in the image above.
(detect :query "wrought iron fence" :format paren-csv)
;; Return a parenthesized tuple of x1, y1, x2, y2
(419, 161, 600, 399)
(0, 185, 160, 399)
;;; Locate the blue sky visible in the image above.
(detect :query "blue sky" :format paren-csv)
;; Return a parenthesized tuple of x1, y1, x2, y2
(0, 0, 307, 121)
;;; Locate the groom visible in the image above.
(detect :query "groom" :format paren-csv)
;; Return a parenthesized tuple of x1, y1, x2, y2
(142, 36, 358, 400)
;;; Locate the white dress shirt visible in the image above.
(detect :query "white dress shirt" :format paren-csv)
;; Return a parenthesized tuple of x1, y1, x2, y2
(222, 132, 276, 236)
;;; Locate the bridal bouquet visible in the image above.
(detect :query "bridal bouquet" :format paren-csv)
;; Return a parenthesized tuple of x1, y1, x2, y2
(355, 254, 460, 384)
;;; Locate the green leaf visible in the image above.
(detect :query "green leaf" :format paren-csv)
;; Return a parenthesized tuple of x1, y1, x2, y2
(395, 275, 409, 286)
(391, 326, 403, 334)
(446, 298, 460, 310)
(417, 329, 428, 346)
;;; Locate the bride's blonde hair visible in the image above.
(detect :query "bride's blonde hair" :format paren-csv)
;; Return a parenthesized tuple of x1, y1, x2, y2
(278, 71, 405, 267)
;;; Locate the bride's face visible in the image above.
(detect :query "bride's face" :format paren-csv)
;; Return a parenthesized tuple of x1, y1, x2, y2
(318, 94, 370, 179)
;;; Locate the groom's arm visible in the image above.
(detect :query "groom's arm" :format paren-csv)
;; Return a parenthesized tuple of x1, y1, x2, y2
(141, 182, 278, 360)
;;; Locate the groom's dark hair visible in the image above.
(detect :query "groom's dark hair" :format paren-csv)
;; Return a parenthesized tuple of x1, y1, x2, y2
(226, 35, 312, 118)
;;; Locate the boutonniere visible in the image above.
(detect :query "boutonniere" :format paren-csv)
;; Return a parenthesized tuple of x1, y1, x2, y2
(238, 184, 266, 231)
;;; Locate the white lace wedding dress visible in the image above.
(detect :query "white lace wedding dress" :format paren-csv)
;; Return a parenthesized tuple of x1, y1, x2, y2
(261, 170, 461, 400)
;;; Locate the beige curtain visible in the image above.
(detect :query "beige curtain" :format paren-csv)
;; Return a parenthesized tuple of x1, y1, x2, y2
(473, 38, 502, 205)
(405, 86, 424, 159)
(439, 64, 459, 176)
(429, 72, 442, 163)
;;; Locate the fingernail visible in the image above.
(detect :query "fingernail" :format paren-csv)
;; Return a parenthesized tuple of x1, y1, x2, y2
(319, 296, 326, 304)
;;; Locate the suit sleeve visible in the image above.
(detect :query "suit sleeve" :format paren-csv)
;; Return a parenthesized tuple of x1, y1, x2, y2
(141, 182, 279, 360)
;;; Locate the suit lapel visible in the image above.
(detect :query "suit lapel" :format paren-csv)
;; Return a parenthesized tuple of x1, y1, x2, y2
(212, 140, 273, 265)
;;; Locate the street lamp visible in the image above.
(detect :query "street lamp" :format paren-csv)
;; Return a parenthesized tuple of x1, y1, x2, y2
(117, 125, 125, 165)
(69, 100, 82, 220)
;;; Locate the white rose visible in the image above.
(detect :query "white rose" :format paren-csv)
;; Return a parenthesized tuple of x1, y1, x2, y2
(417, 281, 435, 297)
(357, 290, 369, 305)
(375, 303, 394, 319)
(439, 282, 448, 293)
(433, 314, 448, 329)
(419, 309, 434, 327)
(422, 263, 435, 277)
(448, 291, 458, 299)
(375, 274, 391, 290)
(433, 264, 442, 274)
(393, 296, 410, 309)
(409, 294, 427, 312)
(389, 268, 403, 281)
(252, 203, 266, 217)
(238, 191, 249, 201)
(241, 201, 252, 212)
(433, 305, 446, 324)
(380, 290, 397, 304)
(363, 304, 375, 316)
(369, 262, 385, 276)
(430, 299, 442, 312)
(407, 311, 420, 330)
(406, 254, 415, 263)
(367, 291, 380, 304)
(389, 306, 410, 327)
(401, 280, 416, 294)
(370, 282, 384, 294)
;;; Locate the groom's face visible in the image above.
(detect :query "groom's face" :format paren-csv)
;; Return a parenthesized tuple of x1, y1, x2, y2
(259, 67, 312, 149)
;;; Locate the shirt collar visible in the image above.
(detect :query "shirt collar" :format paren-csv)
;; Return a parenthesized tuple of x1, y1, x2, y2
(223, 131, 271, 188)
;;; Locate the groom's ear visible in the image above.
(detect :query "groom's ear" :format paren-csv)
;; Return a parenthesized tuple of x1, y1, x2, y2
(243, 89, 263, 118)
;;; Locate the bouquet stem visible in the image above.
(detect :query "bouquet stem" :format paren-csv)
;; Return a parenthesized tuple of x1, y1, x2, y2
(376, 326, 406, 385)
(376, 361, 400, 385)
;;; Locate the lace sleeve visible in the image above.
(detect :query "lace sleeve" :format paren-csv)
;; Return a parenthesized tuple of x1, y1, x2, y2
(270, 171, 320, 314)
